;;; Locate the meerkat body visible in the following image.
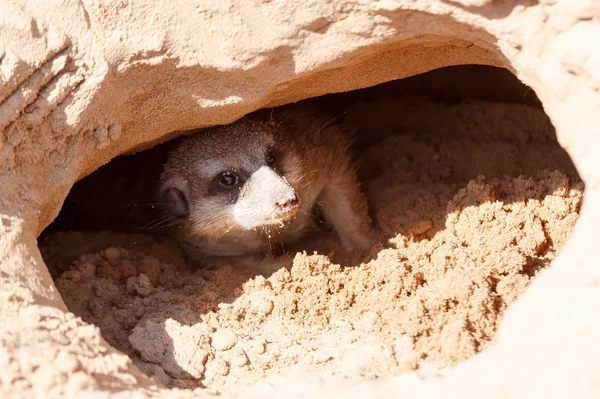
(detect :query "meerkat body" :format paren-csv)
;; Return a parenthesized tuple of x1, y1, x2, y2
(50, 109, 374, 274)
(159, 110, 374, 272)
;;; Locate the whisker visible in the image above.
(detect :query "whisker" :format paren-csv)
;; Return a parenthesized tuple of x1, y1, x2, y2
(299, 179, 315, 190)
(294, 169, 319, 184)
(139, 214, 181, 232)
(315, 201, 326, 208)
(281, 109, 299, 123)
(217, 222, 236, 240)
(233, 229, 245, 244)
(266, 226, 273, 255)
(258, 226, 267, 249)
(156, 219, 184, 230)
(314, 115, 338, 135)
(139, 215, 171, 231)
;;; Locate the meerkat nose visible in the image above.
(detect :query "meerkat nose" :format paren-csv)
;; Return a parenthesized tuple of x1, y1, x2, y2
(276, 195, 299, 212)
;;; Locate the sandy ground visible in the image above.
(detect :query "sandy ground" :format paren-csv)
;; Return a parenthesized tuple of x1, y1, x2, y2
(39, 96, 583, 394)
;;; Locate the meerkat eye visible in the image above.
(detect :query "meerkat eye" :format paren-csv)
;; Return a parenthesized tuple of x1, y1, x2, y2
(218, 171, 240, 188)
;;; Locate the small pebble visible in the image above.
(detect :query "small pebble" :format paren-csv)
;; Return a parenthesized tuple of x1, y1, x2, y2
(121, 259, 137, 279)
(255, 298, 274, 316)
(211, 329, 237, 351)
(136, 273, 153, 296)
(126, 276, 138, 295)
(189, 349, 209, 378)
(55, 351, 81, 373)
(134, 305, 146, 319)
(408, 220, 432, 236)
(212, 359, 230, 376)
(61, 269, 81, 282)
(78, 262, 96, 279)
(126, 274, 153, 297)
(245, 339, 266, 356)
(230, 349, 249, 367)
(88, 299, 104, 318)
(103, 247, 121, 262)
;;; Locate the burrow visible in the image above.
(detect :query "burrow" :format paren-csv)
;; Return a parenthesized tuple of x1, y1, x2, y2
(38, 65, 583, 394)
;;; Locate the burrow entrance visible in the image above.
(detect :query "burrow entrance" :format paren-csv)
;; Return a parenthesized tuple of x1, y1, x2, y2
(39, 65, 583, 394)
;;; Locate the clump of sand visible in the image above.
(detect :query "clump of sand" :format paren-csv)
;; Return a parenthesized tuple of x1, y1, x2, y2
(41, 96, 583, 393)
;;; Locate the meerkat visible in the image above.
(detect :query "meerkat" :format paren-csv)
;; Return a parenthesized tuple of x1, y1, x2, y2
(49, 108, 374, 274)
(157, 109, 374, 272)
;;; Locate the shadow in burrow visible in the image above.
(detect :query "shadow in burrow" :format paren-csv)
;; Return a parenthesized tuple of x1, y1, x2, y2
(440, 0, 540, 20)
(38, 65, 584, 387)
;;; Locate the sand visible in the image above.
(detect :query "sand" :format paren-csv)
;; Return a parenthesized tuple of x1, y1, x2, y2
(39, 96, 583, 394)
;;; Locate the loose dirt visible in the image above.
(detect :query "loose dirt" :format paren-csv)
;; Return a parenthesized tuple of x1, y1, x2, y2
(40, 96, 583, 394)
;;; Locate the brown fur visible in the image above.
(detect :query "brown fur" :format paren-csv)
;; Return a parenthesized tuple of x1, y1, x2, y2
(159, 109, 374, 272)
(47, 108, 374, 274)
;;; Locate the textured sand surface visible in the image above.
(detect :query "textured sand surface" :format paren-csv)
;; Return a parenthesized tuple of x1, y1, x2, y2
(1, 0, 599, 397)
(41, 96, 582, 393)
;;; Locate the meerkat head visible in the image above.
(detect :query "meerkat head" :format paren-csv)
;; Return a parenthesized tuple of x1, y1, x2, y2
(158, 118, 303, 242)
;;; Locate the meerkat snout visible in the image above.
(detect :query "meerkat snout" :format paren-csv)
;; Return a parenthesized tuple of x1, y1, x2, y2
(233, 165, 299, 229)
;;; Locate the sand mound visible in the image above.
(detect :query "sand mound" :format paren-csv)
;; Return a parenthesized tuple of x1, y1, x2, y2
(40, 96, 583, 393)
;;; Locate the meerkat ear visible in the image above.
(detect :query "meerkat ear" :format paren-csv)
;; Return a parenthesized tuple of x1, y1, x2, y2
(162, 187, 189, 217)
(158, 174, 190, 218)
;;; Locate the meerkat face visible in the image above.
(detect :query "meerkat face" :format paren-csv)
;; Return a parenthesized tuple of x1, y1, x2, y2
(158, 119, 304, 241)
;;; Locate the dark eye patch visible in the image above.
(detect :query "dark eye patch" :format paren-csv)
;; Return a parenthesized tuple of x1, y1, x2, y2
(218, 171, 240, 188)
(205, 170, 245, 202)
